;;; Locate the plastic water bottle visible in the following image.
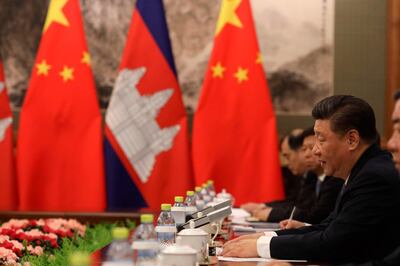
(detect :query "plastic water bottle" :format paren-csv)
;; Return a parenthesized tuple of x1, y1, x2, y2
(200, 183, 212, 204)
(171, 196, 186, 226)
(104, 227, 132, 265)
(195, 186, 205, 210)
(132, 214, 159, 266)
(156, 203, 176, 248)
(184, 190, 197, 215)
(207, 180, 216, 198)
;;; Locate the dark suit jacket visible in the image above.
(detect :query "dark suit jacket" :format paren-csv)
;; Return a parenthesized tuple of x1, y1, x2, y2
(262, 167, 303, 208)
(269, 144, 400, 263)
(282, 166, 302, 202)
(338, 246, 400, 266)
(291, 175, 344, 224)
(266, 171, 317, 210)
(266, 171, 320, 221)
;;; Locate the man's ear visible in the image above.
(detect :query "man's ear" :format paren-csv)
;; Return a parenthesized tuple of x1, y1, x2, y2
(346, 129, 360, 151)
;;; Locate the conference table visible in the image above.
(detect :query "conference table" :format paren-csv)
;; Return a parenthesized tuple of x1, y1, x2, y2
(0, 211, 320, 265)
(96, 248, 314, 266)
(217, 261, 310, 266)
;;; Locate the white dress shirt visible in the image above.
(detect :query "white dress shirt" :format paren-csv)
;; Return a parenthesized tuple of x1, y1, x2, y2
(257, 175, 350, 258)
(256, 231, 277, 258)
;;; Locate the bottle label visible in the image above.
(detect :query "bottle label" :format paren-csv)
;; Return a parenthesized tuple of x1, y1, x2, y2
(196, 200, 205, 210)
(155, 226, 177, 233)
(171, 207, 186, 224)
(203, 195, 211, 203)
(132, 240, 159, 250)
(171, 206, 186, 212)
(185, 206, 197, 215)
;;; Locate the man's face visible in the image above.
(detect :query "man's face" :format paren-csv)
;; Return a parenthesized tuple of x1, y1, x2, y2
(301, 135, 321, 172)
(281, 137, 291, 162)
(282, 137, 307, 176)
(313, 120, 349, 178)
(387, 100, 400, 172)
(289, 150, 307, 176)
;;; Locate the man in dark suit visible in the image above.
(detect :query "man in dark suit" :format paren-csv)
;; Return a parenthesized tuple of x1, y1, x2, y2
(265, 93, 400, 266)
(253, 127, 343, 224)
(267, 128, 343, 224)
(222, 95, 400, 264)
(241, 131, 316, 214)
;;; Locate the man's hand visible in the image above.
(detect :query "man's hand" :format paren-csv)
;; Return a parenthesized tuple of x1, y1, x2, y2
(224, 232, 264, 245)
(253, 207, 272, 221)
(221, 238, 259, 258)
(241, 202, 266, 214)
(279, 219, 306, 229)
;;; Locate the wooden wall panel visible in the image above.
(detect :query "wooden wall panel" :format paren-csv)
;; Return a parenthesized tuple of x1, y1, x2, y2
(386, 0, 400, 142)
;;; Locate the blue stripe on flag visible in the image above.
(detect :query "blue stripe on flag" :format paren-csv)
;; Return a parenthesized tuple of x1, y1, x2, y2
(137, 0, 177, 76)
(104, 138, 147, 211)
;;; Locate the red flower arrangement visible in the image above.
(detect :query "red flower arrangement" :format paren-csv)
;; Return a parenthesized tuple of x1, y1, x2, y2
(0, 218, 86, 265)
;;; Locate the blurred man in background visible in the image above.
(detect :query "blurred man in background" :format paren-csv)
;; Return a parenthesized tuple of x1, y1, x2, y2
(241, 129, 317, 218)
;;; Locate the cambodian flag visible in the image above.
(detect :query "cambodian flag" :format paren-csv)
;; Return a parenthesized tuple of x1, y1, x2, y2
(0, 58, 17, 210)
(105, 0, 193, 211)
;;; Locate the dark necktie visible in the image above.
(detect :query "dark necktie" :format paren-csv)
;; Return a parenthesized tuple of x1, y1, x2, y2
(315, 178, 322, 198)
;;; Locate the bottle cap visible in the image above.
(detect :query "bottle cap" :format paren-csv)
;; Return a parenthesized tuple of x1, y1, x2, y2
(186, 191, 194, 196)
(68, 252, 91, 266)
(111, 227, 129, 240)
(174, 196, 184, 203)
(161, 203, 172, 211)
(195, 186, 201, 192)
(140, 214, 154, 223)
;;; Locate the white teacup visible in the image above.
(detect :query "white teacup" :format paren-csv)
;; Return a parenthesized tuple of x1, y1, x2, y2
(177, 228, 209, 264)
(216, 189, 234, 206)
(158, 244, 197, 266)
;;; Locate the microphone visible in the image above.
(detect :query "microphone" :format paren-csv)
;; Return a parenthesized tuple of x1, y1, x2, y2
(178, 205, 232, 232)
(185, 199, 232, 221)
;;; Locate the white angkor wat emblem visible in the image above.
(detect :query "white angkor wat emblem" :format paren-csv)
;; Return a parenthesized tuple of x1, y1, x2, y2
(0, 82, 12, 142)
(105, 68, 180, 183)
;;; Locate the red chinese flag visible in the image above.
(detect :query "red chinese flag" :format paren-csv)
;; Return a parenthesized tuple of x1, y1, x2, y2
(0, 59, 17, 210)
(192, 0, 284, 205)
(17, 0, 105, 211)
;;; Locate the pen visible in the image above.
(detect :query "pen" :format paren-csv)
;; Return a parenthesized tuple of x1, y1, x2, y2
(288, 206, 296, 221)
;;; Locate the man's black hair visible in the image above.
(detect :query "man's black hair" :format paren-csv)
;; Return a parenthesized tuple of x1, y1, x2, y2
(288, 134, 304, 151)
(312, 95, 377, 143)
(288, 127, 314, 151)
(301, 126, 314, 139)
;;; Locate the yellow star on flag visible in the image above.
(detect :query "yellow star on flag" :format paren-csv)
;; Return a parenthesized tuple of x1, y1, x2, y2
(211, 62, 226, 78)
(215, 0, 243, 36)
(43, 0, 70, 33)
(255, 52, 263, 64)
(36, 60, 51, 76)
(59, 66, 74, 82)
(81, 51, 91, 66)
(234, 67, 248, 84)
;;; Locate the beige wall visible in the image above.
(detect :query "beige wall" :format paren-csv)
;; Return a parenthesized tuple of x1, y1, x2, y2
(277, 0, 387, 137)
